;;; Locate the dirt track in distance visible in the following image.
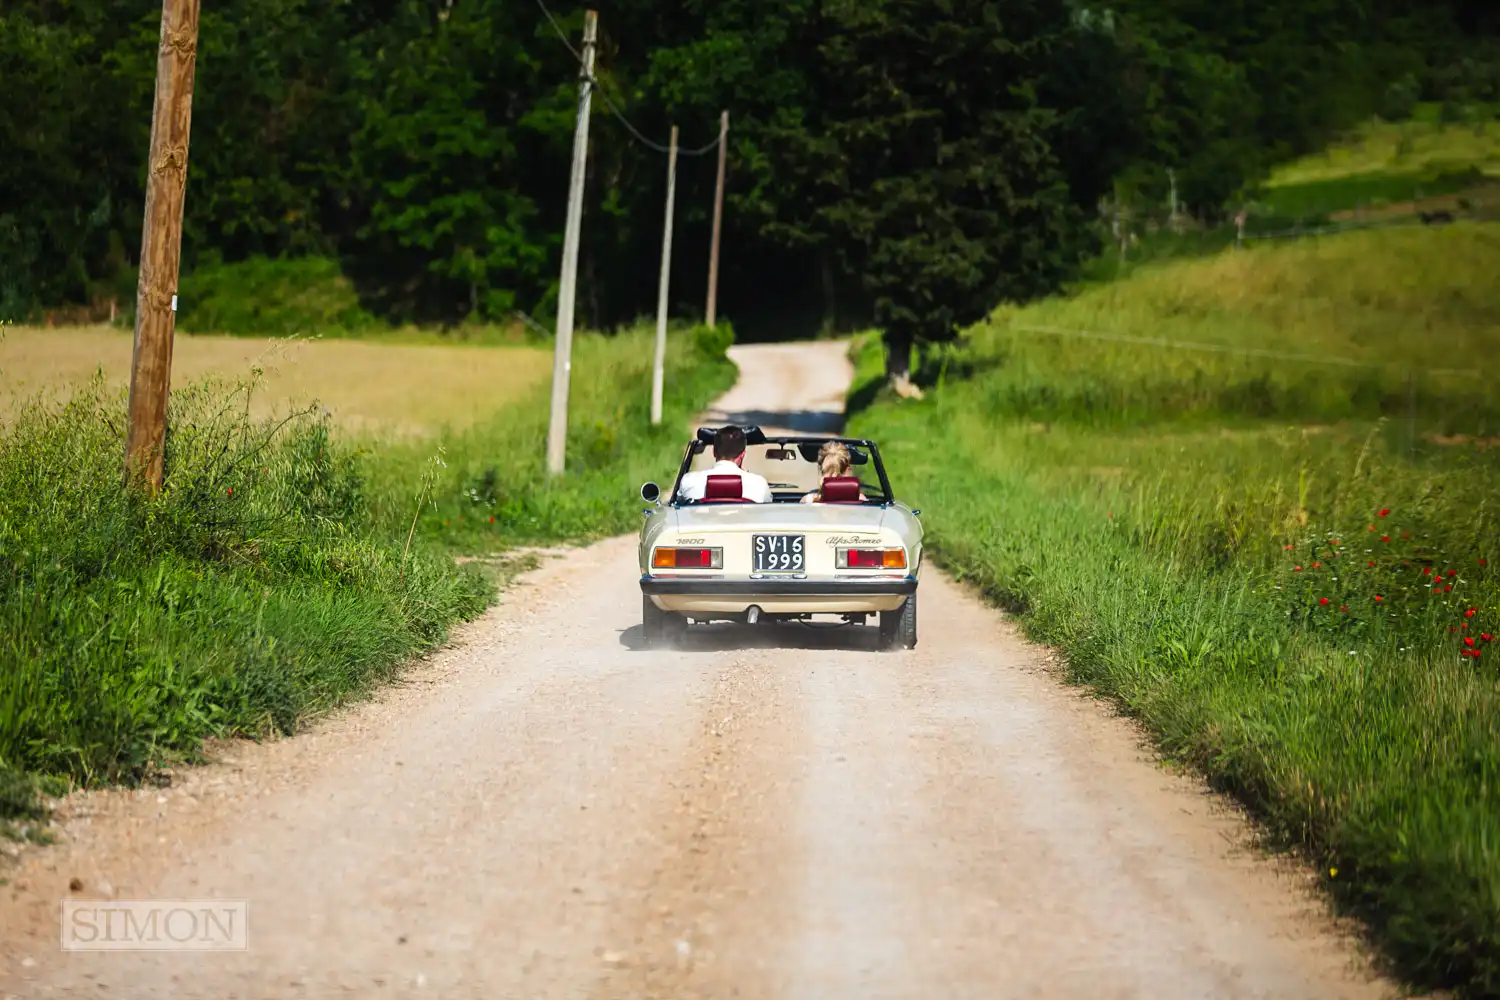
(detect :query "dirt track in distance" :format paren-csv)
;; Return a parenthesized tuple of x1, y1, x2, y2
(0, 341, 1405, 999)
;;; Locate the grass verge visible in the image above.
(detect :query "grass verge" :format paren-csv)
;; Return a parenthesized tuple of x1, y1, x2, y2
(0, 322, 734, 824)
(849, 224, 1500, 996)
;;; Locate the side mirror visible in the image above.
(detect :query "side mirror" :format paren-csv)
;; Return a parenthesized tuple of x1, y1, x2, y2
(912, 509, 922, 517)
(641, 481, 661, 503)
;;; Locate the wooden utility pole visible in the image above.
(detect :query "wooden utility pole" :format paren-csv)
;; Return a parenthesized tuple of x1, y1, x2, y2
(705, 110, 728, 328)
(545, 9, 598, 476)
(123, 0, 201, 493)
(650, 126, 679, 426)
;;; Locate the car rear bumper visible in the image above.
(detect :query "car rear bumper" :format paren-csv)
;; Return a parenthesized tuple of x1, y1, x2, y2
(640, 575, 916, 614)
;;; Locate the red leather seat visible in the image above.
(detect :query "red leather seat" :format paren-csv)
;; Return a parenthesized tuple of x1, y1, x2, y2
(817, 476, 864, 503)
(700, 474, 753, 503)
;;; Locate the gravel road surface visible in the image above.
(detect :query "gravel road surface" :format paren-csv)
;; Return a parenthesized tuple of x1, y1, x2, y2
(0, 341, 1399, 999)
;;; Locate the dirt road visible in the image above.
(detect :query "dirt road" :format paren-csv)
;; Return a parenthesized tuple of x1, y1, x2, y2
(0, 342, 1398, 999)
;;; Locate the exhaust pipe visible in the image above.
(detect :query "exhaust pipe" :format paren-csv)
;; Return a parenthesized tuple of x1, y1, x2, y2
(746, 605, 761, 625)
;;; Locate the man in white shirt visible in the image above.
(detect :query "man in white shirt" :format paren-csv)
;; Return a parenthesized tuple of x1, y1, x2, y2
(676, 426, 774, 503)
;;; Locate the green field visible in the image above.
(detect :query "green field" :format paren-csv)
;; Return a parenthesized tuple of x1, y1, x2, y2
(851, 223, 1500, 996)
(1086, 115, 1500, 283)
(0, 323, 734, 835)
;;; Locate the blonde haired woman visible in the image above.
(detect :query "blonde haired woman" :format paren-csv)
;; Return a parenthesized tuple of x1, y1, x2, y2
(801, 441, 868, 503)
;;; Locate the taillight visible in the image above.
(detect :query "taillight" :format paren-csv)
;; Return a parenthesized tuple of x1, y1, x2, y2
(837, 547, 906, 569)
(652, 546, 722, 569)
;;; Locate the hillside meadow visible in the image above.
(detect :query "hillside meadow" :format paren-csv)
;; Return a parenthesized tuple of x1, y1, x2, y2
(1087, 115, 1500, 281)
(851, 222, 1500, 996)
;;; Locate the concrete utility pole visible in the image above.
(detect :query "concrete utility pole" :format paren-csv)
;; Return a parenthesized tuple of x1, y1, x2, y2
(124, 0, 201, 494)
(650, 126, 679, 426)
(705, 110, 728, 328)
(545, 9, 598, 476)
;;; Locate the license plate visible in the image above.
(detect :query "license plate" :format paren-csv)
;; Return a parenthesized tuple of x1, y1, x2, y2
(753, 534, 805, 574)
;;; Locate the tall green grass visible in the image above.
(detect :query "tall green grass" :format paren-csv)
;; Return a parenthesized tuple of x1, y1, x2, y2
(852, 223, 1500, 997)
(0, 374, 488, 793)
(0, 322, 733, 819)
(365, 322, 736, 550)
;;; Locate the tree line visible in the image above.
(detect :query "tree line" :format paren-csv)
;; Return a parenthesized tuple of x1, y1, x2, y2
(2, 0, 1496, 369)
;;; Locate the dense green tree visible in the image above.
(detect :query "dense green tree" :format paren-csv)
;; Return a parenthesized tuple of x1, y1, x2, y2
(812, 0, 1097, 383)
(0, 0, 1494, 351)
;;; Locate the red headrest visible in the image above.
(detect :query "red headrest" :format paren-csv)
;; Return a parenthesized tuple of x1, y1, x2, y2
(818, 476, 863, 502)
(703, 474, 750, 502)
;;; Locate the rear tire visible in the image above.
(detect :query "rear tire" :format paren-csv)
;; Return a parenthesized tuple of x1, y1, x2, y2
(643, 595, 686, 648)
(879, 592, 917, 650)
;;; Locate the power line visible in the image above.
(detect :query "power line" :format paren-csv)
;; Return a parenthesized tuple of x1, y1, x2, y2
(533, 0, 723, 157)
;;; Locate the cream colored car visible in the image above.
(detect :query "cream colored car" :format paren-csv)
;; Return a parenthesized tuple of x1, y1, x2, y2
(638, 427, 923, 649)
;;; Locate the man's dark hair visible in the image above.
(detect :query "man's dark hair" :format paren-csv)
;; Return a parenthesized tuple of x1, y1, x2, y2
(713, 425, 748, 461)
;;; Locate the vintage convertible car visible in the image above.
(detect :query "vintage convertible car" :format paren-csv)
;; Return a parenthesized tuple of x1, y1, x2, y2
(637, 426, 923, 650)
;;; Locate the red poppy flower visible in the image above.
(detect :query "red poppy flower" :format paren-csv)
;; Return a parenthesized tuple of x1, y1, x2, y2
(1483, 633, 1494, 642)
(1435, 585, 1443, 593)
(1368, 525, 1376, 532)
(1445, 586, 1453, 592)
(1368, 561, 1377, 568)
(488, 515, 495, 523)
(1423, 567, 1432, 575)
(1448, 570, 1457, 578)
(1284, 544, 1293, 551)
(1294, 566, 1303, 572)
(1465, 636, 1476, 647)
(1319, 597, 1330, 605)
(1340, 605, 1349, 613)
(1451, 626, 1460, 632)
(1466, 608, 1477, 618)
(1374, 595, 1384, 602)
(1381, 535, 1391, 543)
(1378, 509, 1390, 517)
(226, 487, 233, 495)
(1312, 562, 1322, 568)
(1331, 540, 1341, 546)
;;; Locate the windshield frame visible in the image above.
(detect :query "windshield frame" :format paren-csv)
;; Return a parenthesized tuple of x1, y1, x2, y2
(666, 432, 895, 507)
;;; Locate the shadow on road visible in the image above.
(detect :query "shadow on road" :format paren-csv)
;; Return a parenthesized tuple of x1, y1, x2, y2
(619, 621, 888, 653)
(699, 407, 846, 435)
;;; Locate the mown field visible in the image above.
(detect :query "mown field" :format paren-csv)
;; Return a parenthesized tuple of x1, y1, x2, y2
(0, 323, 551, 437)
(0, 320, 734, 832)
(850, 221, 1500, 996)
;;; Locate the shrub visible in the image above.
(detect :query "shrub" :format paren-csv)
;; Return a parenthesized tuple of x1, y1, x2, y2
(691, 319, 735, 360)
(175, 256, 384, 338)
